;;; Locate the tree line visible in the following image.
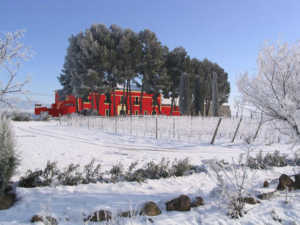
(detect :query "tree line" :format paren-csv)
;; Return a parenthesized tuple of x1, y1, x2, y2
(58, 24, 230, 116)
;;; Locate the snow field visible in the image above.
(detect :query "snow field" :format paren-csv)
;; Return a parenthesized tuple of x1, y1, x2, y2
(1, 120, 299, 225)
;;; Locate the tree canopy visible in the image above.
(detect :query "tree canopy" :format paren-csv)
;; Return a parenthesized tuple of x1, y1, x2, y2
(58, 24, 230, 116)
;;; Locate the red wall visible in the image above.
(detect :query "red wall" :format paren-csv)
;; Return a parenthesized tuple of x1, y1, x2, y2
(35, 90, 180, 117)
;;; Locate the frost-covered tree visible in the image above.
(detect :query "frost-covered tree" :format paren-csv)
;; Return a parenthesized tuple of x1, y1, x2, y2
(0, 30, 31, 107)
(0, 115, 18, 194)
(238, 42, 300, 141)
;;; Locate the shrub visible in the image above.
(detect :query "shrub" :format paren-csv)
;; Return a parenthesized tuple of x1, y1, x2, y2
(109, 162, 124, 182)
(10, 112, 32, 121)
(171, 158, 192, 176)
(143, 158, 171, 179)
(57, 163, 83, 186)
(19, 158, 205, 187)
(19, 159, 103, 187)
(209, 153, 252, 219)
(0, 115, 19, 194)
(247, 150, 288, 169)
(83, 159, 102, 184)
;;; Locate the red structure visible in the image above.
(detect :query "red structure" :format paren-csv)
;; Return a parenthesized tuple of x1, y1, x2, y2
(35, 90, 180, 117)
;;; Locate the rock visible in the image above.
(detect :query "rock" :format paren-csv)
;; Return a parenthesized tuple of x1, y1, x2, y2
(240, 197, 260, 205)
(263, 180, 269, 188)
(257, 191, 276, 200)
(0, 193, 16, 210)
(191, 196, 204, 207)
(277, 174, 294, 191)
(119, 210, 137, 218)
(166, 195, 191, 211)
(4, 184, 13, 194)
(140, 201, 161, 216)
(294, 174, 300, 189)
(84, 210, 112, 222)
(30, 215, 58, 225)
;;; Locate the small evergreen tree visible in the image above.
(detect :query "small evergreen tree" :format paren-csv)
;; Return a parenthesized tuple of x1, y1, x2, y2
(0, 115, 19, 195)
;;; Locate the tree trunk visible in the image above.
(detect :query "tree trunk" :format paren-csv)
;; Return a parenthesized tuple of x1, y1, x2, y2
(128, 79, 133, 115)
(211, 72, 219, 117)
(170, 95, 174, 115)
(95, 93, 100, 115)
(126, 81, 129, 115)
(121, 82, 126, 113)
(139, 83, 144, 114)
(113, 88, 116, 116)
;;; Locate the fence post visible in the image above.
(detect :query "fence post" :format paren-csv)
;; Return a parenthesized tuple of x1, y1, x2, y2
(210, 117, 222, 145)
(173, 117, 175, 138)
(231, 117, 242, 143)
(130, 116, 132, 136)
(156, 116, 158, 139)
(114, 116, 117, 134)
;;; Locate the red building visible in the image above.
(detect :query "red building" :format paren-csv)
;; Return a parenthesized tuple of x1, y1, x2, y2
(35, 90, 180, 117)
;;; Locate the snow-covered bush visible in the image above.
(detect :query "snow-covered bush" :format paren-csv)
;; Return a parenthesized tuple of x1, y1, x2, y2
(209, 153, 252, 219)
(10, 111, 31, 121)
(143, 158, 171, 179)
(171, 158, 192, 176)
(110, 162, 124, 182)
(246, 150, 288, 169)
(19, 160, 103, 187)
(19, 158, 203, 187)
(83, 159, 102, 184)
(0, 115, 19, 194)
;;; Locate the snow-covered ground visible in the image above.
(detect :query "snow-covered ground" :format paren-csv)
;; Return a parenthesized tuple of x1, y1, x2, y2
(1, 120, 300, 225)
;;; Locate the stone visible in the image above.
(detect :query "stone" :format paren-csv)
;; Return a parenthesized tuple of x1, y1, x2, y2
(166, 195, 191, 211)
(191, 196, 204, 207)
(30, 215, 58, 225)
(257, 191, 275, 200)
(277, 174, 294, 191)
(119, 210, 137, 218)
(140, 201, 161, 216)
(0, 193, 16, 210)
(84, 210, 112, 222)
(263, 180, 269, 188)
(294, 174, 300, 189)
(240, 197, 260, 205)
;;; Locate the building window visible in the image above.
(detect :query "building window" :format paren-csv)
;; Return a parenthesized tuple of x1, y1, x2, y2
(134, 97, 139, 105)
(105, 109, 110, 117)
(152, 110, 156, 115)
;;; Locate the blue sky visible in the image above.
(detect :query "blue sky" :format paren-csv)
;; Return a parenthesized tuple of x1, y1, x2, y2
(1, 0, 300, 106)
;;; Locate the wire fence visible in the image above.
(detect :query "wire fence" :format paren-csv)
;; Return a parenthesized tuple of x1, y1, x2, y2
(58, 115, 283, 144)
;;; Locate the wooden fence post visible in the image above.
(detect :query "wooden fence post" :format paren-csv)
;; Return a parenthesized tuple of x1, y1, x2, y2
(155, 116, 158, 139)
(231, 117, 243, 143)
(173, 117, 175, 138)
(210, 117, 222, 145)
